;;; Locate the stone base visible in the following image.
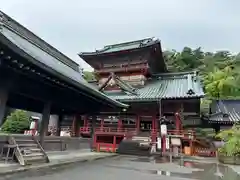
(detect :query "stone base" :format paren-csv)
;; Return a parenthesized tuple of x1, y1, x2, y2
(218, 154, 240, 165)
(0, 134, 89, 152)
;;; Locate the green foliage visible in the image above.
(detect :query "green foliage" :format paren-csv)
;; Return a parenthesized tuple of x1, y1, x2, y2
(216, 124, 240, 156)
(163, 48, 240, 99)
(200, 98, 212, 114)
(83, 71, 96, 82)
(1, 110, 30, 133)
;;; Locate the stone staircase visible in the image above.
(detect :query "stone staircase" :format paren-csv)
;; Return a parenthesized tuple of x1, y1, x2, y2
(117, 132, 152, 156)
(8, 135, 49, 166)
(117, 139, 151, 156)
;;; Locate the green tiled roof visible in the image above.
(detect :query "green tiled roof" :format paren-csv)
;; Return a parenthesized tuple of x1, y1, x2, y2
(104, 72, 204, 102)
(79, 38, 159, 56)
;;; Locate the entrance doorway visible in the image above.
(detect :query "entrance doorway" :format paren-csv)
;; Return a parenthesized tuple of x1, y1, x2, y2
(140, 116, 152, 132)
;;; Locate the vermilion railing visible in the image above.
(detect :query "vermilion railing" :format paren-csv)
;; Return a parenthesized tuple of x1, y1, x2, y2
(79, 127, 91, 133)
(167, 130, 196, 138)
(96, 143, 116, 153)
(79, 127, 196, 138)
(95, 127, 137, 136)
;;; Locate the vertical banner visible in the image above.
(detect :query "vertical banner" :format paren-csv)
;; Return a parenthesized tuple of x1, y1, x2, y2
(157, 137, 161, 149)
(166, 137, 170, 149)
(160, 124, 167, 135)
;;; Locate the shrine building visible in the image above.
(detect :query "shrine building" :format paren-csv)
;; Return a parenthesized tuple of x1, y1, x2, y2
(79, 38, 205, 153)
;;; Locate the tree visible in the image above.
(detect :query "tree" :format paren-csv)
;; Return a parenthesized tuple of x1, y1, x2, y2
(1, 110, 30, 133)
(216, 124, 240, 157)
(163, 47, 240, 99)
(203, 67, 236, 98)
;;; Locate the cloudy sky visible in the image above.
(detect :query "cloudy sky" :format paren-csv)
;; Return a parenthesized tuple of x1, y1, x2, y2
(0, 0, 239, 70)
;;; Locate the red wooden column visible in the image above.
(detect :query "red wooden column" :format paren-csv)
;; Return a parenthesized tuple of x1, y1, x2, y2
(152, 115, 156, 131)
(113, 136, 117, 152)
(136, 115, 140, 133)
(100, 117, 104, 131)
(175, 112, 181, 133)
(83, 115, 87, 127)
(151, 116, 157, 143)
(117, 118, 122, 132)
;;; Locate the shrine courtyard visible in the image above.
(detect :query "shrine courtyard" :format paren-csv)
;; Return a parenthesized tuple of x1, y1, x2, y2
(1, 154, 239, 180)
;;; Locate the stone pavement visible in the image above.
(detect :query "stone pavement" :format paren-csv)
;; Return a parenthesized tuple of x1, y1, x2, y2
(228, 165, 240, 175)
(184, 155, 240, 175)
(0, 149, 116, 179)
(10, 155, 240, 180)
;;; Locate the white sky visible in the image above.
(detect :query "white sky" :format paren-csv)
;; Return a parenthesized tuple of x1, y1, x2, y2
(1, 0, 239, 70)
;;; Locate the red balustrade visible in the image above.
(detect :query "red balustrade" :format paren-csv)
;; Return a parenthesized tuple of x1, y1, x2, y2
(80, 127, 91, 134)
(95, 127, 137, 136)
(96, 143, 117, 153)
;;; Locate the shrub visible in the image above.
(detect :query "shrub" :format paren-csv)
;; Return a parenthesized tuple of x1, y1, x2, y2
(216, 124, 240, 156)
(1, 110, 30, 133)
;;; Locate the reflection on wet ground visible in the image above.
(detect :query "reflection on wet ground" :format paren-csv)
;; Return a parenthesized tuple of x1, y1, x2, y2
(107, 156, 240, 180)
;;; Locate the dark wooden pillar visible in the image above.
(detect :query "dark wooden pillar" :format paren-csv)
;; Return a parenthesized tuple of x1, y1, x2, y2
(74, 115, 81, 137)
(90, 115, 96, 138)
(71, 115, 76, 137)
(100, 116, 104, 130)
(56, 114, 63, 136)
(136, 115, 140, 133)
(90, 115, 96, 150)
(214, 124, 221, 134)
(83, 115, 87, 127)
(40, 102, 51, 146)
(0, 87, 8, 126)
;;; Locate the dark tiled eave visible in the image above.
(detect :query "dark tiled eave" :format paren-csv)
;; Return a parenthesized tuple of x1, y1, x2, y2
(0, 11, 79, 70)
(0, 11, 128, 109)
(207, 100, 240, 123)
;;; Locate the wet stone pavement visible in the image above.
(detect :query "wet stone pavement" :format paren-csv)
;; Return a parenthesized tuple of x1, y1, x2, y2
(8, 155, 240, 180)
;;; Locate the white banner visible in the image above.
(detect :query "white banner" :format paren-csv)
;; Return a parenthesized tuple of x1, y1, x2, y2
(166, 137, 170, 149)
(157, 137, 161, 149)
(161, 124, 167, 135)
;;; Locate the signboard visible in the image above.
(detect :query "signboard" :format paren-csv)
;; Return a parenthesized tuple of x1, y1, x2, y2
(160, 124, 167, 135)
(171, 137, 181, 146)
(30, 121, 36, 130)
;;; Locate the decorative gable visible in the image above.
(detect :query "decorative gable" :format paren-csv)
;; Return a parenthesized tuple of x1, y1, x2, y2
(99, 73, 138, 95)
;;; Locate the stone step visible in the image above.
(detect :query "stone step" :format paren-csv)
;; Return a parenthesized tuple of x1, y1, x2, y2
(20, 147, 42, 152)
(24, 156, 47, 165)
(18, 144, 38, 148)
(23, 152, 44, 157)
(117, 139, 150, 156)
(15, 139, 35, 143)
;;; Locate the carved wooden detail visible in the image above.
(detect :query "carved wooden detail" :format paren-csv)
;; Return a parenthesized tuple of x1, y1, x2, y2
(98, 74, 146, 87)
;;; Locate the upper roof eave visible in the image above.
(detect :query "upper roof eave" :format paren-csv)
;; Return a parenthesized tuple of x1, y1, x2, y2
(78, 39, 161, 57)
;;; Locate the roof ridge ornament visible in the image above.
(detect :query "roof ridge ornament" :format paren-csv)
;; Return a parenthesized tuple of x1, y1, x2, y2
(186, 74, 195, 95)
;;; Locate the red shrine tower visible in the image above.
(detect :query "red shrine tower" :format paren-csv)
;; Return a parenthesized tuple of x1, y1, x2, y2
(81, 38, 166, 88)
(79, 38, 205, 155)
